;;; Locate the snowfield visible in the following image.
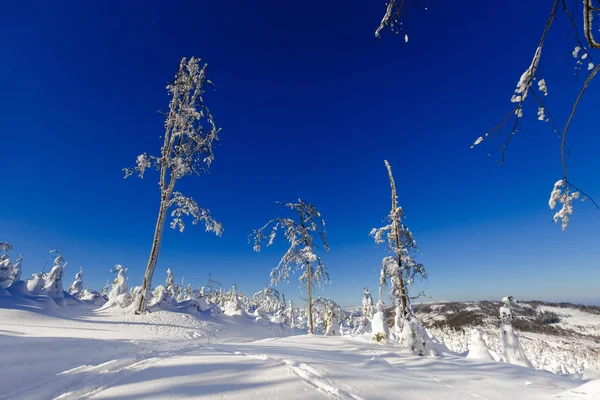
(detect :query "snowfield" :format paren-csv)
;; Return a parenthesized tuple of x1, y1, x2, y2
(2, 296, 599, 400)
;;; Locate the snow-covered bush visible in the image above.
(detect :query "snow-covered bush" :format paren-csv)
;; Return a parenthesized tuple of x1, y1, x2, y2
(499, 296, 532, 368)
(466, 328, 495, 361)
(27, 272, 45, 295)
(67, 267, 84, 296)
(148, 285, 174, 310)
(78, 288, 106, 304)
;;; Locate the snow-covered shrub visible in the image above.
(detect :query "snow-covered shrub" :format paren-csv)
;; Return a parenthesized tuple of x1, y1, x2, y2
(148, 285, 174, 310)
(67, 267, 84, 296)
(27, 272, 45, 295)
(499, 296, 532, 368)
(466, 328, 495, 361)
(79, 288, 106, 304)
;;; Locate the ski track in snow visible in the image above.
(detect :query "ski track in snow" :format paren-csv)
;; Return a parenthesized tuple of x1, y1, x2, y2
(227, 348, 365, 400)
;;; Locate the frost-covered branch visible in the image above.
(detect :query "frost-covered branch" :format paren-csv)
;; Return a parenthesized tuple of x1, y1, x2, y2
(470, 0, 600, 228)
(375, 0, 426, 41)
(168, 192, 222, 235)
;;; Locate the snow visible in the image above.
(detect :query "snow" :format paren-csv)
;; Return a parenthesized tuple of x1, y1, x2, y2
(2, 296, 598, 399)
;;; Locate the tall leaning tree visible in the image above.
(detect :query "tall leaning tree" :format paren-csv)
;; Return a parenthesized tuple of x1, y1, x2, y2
(251, 199, 329, 334)
(371, 160, 426, 334)
(124, 57, 223, 314)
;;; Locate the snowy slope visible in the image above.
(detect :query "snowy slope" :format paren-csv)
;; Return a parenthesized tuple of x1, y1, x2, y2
(1, 295, 598, 400)
(409, 301, 600, 375)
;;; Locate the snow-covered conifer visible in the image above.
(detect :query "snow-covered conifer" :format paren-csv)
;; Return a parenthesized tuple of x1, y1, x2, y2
(252, 287, 282, 316)
(223, 284, 245, 317)
(11, 254, 22, 283)
(372, 300, 389, 342)
(286, 299, 296, 328)
(43, 250, 66, 299)
(165, 268, 176, 298)
(184, 283, 192, 300)
(314, 298, 342, 336)
(124, 57, 223, 314)
(106, 264, 132, 308)
(0, 242, 14, 289)
(251, 199, 330, 334)
(371, 161, 426, 344)
(67, 267, 84, 296)
(499, 296, 532, 368)
(362, 287, 374, 320)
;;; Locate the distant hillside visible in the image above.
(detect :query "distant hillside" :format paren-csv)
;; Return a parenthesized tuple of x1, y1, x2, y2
(347, 300, 600, 374)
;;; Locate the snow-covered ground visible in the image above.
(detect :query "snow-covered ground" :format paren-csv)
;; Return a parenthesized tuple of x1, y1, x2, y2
(2, 295, 599, 400)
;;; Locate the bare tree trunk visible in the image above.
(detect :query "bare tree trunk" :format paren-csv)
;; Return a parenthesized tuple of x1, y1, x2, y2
(306, 261, 313, 334)
(135, 202, 169, 314)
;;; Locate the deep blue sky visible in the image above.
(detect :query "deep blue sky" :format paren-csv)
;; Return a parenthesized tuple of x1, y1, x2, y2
(1, 0, 599, 306)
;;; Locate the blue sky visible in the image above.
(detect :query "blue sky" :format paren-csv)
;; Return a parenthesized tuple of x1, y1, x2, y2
(1, 0, 599, 307)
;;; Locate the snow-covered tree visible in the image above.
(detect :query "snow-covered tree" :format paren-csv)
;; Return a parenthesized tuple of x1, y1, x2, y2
(223, 284, 245, 317)
(372, 300, 389, 342)
(0, 242, 14, 289)
(252, 287, 282, 316)
(43, 250, 66, 299)
(165, 268, 176, 298)
(67, 267, 84, 296)
(362, 287, 374, 320)
(286, 299, 296, 328)
(184, 283, 192, 300)
(206, 273, 221, 301)
(371, 161, 426, 333)
(124, 57, 223, 314)
(466, 328, 495, 362)
(251, 199, 330, 334)
(314, 297, 342, 336)
(106, 264, 131, 307)
(11, 254, 22, 283)
(499, 296, 532, 368)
